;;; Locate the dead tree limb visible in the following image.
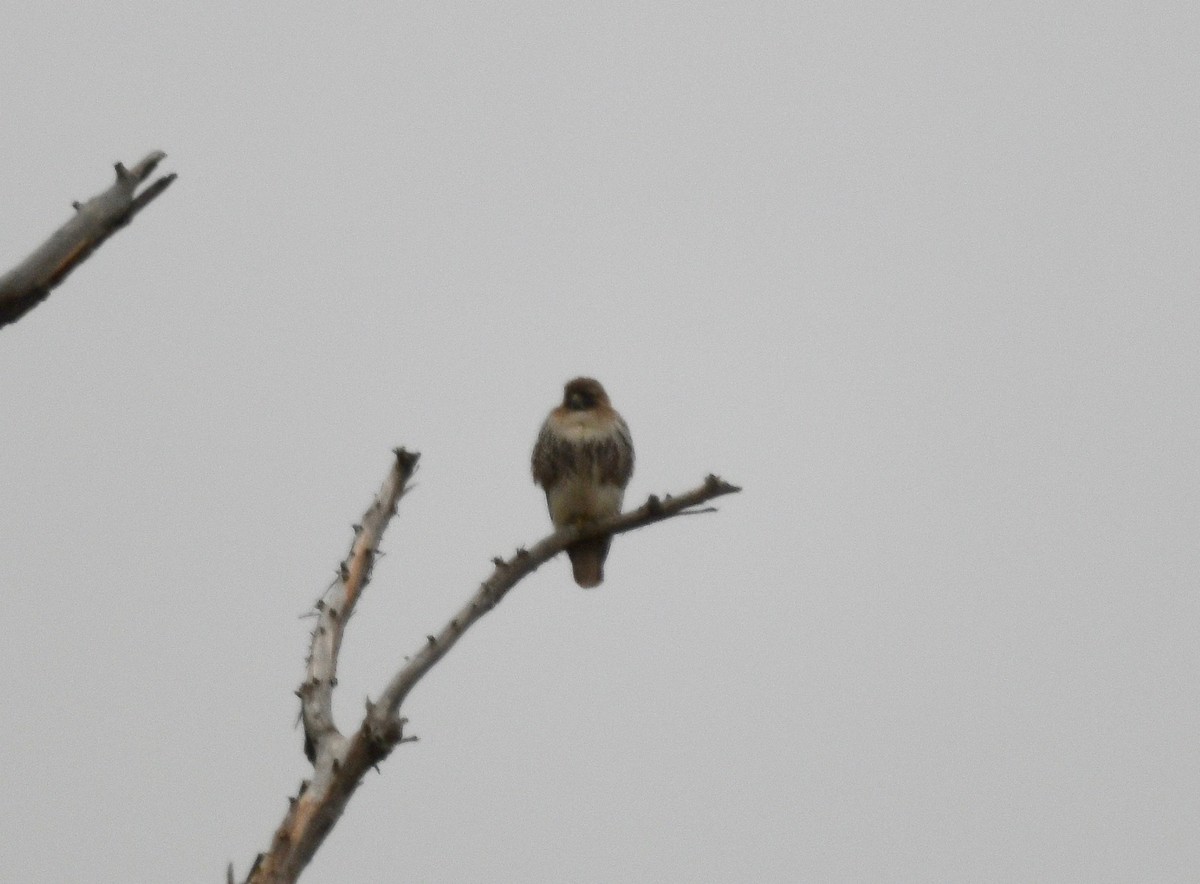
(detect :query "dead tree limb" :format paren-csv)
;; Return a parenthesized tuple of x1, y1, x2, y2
(300, 447, 422, 771)
(0, 151, 176, 329)
(240, 458, 739, 884)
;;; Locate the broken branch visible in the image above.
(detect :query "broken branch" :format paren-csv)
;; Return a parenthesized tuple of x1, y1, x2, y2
(0, 151, 176, 329)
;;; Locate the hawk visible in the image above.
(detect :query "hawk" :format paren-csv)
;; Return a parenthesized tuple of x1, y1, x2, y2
(532, 377, 635, 588)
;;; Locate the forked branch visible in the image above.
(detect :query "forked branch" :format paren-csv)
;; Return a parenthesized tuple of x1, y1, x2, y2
(240, 458, 739, 884)
(0, 151, 176, 329)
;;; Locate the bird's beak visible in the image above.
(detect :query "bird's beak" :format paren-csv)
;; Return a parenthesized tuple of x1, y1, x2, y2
(567, 393, 585, 410)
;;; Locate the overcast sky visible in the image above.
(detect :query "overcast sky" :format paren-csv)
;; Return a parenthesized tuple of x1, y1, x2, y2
(1, 3, 1197, 882)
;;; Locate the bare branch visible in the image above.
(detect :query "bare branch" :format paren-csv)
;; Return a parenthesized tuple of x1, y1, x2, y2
(246, 449, 419, 884)
(0, 151, 176, 329)
(245, 468, 739, 884)
(299, 448, 420, 774)
(373, 474, 742, 721)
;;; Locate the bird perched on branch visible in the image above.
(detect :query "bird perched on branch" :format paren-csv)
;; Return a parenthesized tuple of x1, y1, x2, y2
(532, 377, 635, 587)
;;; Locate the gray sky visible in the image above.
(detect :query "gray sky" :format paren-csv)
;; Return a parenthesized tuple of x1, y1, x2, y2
(1, 3, 1197, 882)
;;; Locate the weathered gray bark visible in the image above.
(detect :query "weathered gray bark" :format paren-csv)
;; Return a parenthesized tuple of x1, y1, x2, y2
(239, 456, 739, 884)
(0, 152, 175, 329)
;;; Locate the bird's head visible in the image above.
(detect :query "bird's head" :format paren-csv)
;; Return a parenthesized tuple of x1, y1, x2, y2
(562, 377, 609, 412)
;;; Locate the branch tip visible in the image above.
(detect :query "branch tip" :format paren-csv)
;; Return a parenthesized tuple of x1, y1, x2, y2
(132, 150, 166, 178)
(703, 474, 741, 495)
(128, 173, 175, 212)
(392, 447, 421, 474)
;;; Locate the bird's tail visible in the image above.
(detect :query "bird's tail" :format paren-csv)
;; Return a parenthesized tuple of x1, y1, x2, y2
(567, 535, 612, 588)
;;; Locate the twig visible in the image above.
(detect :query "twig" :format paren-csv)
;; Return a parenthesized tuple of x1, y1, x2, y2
(0, 151, 176, 329)
(242, 467, 739, 884)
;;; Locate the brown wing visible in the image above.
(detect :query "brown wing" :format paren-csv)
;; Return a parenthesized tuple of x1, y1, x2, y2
(532, 419, 572, 489)
(592, 416, 635, 487)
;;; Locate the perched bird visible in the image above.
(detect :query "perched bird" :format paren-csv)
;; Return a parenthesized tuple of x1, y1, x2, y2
(532, 377, 635, 588)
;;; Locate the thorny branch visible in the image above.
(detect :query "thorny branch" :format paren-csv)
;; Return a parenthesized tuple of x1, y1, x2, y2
(240, 459, 740, 884)
(0, 151, 175, 329)
(299, 448, 421, 775)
